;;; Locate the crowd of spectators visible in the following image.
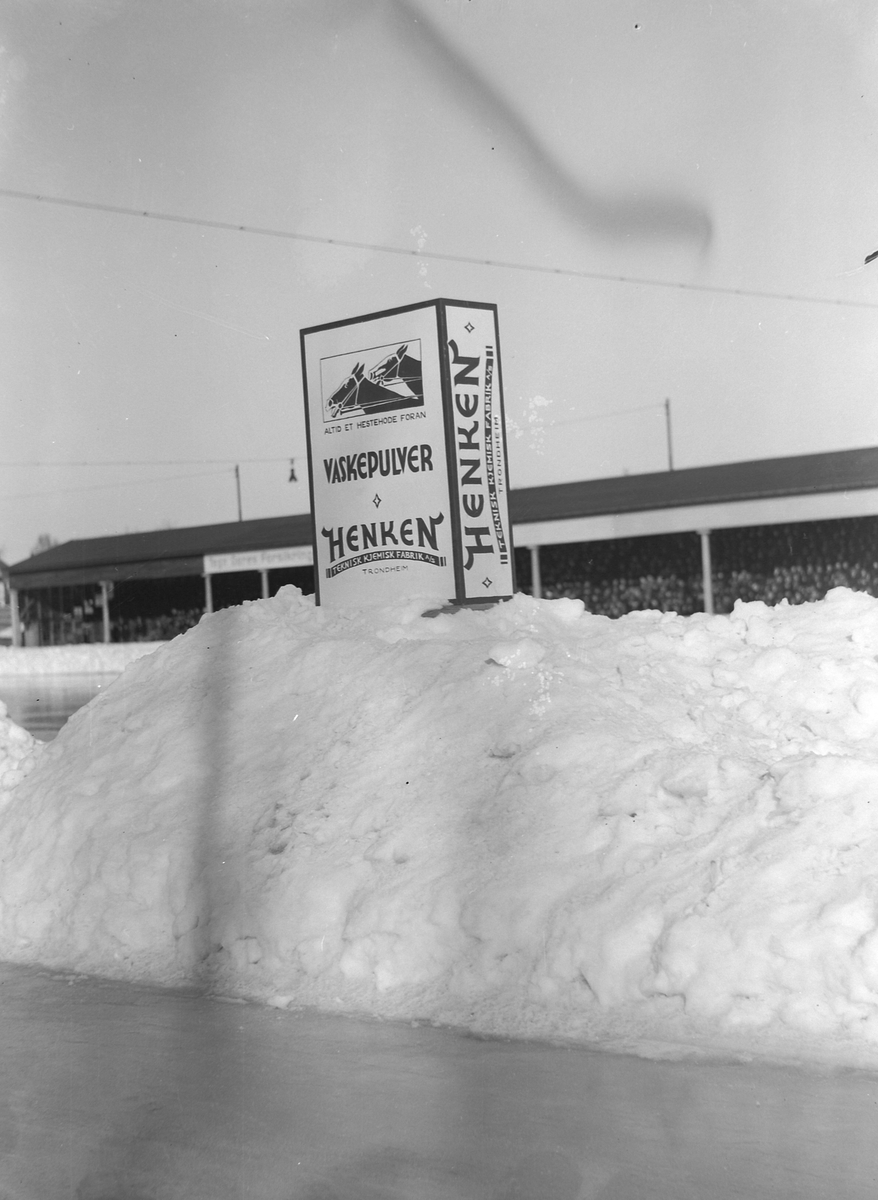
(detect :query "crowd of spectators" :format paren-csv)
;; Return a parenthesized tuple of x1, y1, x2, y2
(522, 533, 703, 616)
(522, 517, 878, 618)
(110, 608, 202, 642)
(709, 519, 878, 612)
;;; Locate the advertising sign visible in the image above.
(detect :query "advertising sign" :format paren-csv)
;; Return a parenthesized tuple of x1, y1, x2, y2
(203, 546, 313, 575)
(301, 299, 515, 606)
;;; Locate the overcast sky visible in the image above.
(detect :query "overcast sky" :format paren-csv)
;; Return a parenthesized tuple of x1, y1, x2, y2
(1, 0, 877, 564)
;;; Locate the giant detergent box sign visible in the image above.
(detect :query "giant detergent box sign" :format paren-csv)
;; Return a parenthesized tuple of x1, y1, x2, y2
(300, 299, 515, 606)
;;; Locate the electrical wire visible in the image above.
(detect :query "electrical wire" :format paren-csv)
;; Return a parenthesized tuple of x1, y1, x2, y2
(0, 458, 293, 467)
(545, 401, 663, 428)
(0, 468, 232, 503)
(1, 186, 876, 311)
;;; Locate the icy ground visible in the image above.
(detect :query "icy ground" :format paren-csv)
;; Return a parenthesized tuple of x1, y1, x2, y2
(2, 587, 878, 1068)
(4, 962, 877, 1200)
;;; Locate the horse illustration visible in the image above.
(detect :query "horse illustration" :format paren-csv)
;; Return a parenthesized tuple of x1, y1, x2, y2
(326, 362, 411, 419)
(369, 344, 423, 402)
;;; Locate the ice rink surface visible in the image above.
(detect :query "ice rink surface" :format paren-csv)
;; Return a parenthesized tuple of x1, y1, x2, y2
(0, 963, 874, 1200)
(0, 676, 112, 742)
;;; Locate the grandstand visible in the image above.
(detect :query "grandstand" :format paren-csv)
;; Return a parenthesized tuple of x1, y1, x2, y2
(511, 445, 878, 617)
(5, 446, 878, 642)
(515, 517, 878, 617)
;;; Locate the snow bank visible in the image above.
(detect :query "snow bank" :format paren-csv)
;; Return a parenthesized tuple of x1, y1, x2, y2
(2, 587, 878, 1064)
(0, 703, 42, 811)
(0, 643, 165, 675)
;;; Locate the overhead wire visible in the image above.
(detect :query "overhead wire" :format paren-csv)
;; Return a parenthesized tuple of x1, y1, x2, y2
(1, 186, 876, 311)
(0, 458, 293, 467)
(0, 187, 872, 518)
(545, 401, 663, 429)
(0, 467, 233, 503)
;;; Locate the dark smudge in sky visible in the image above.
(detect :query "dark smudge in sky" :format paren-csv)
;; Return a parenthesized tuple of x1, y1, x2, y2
(347, 0, 713, 252)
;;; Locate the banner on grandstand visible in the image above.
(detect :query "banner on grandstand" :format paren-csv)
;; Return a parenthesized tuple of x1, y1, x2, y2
(203, 546, 313, 576)
(300, 299, 515, 607)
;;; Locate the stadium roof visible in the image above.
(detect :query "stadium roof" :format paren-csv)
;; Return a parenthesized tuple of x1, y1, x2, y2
(512, 445, 878, 545)
(9, 514, 314, 590)
(511, 445, 878, 524)
(8, 446, 878, 589)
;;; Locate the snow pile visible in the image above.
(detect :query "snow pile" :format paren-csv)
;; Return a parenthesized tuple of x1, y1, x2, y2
(2, 586, 878, 1062)
(0, 703, 42, 810)
(0, 643, 164, 675)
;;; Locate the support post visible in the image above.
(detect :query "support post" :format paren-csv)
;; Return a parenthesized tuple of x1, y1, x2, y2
(204, 573, 214, 615)
(235, 464, 243, 522)
(260, 569, 269, 599)
(100, 581, 111, 643)
(10, 588, 21, 647)
(529, 545, 542, 599)
(665, 398, 674, 472)
(699, 529, 714, 615)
